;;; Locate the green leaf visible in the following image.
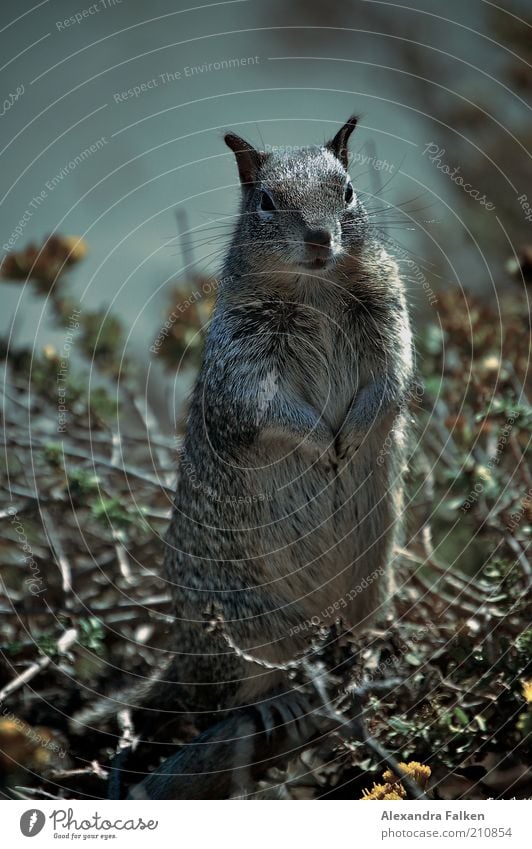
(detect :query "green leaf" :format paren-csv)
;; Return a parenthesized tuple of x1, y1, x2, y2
(453, 707, 469, 727)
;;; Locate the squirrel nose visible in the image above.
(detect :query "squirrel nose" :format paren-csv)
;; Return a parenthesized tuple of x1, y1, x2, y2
(304, 228, 332, 249)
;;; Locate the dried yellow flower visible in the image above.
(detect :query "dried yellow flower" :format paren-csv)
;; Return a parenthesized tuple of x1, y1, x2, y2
(60, 235, 88, 263)
(383, 761, 431, 789)
(361, 783, 388, 800)
(42, 344, 58, 360)
(522, 680, 532, 703)
(361, 781, 407, 800)
(361, 761, 431, 799)
(481, 355, 500, 373)
(0, 234, 87, 287)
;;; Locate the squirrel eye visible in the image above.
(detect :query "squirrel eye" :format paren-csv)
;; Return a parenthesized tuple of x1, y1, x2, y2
(344, 181, 354, 204)
(259, 189, 276, 212)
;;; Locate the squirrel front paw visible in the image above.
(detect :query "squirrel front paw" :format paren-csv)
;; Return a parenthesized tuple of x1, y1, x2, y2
(335, 433, 363, 464)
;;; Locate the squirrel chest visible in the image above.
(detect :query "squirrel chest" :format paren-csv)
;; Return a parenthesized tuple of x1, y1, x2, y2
(251, 290, 382, 436)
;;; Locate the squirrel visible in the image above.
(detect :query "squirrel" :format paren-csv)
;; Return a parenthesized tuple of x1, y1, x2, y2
(74, 115, 414, 799)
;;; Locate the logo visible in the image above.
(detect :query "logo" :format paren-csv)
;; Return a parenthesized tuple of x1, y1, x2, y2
(20, 809, 46, 837)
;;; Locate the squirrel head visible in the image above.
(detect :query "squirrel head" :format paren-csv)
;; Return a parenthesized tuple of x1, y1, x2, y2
(224, 115, 368, 277)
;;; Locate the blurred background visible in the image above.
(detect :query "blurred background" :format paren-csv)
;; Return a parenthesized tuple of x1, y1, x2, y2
(0, 0, 531, 801)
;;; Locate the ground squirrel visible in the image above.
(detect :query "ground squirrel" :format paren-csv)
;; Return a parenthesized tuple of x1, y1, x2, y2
(78, 115, 414, 798)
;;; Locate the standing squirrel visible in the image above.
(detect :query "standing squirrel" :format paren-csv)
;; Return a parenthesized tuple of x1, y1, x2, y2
(77, 115, 414, 798)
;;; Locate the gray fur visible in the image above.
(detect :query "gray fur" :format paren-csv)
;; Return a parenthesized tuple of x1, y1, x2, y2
(163, 124, 413, 706)
(82, 118, 414, 798)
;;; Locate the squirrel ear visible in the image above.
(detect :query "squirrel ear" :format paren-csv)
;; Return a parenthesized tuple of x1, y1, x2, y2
(224, 132, 265, 186)
(326, 115, 359, 169)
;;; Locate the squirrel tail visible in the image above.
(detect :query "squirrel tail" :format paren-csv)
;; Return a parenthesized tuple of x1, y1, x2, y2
(127, 688, 327, 799)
